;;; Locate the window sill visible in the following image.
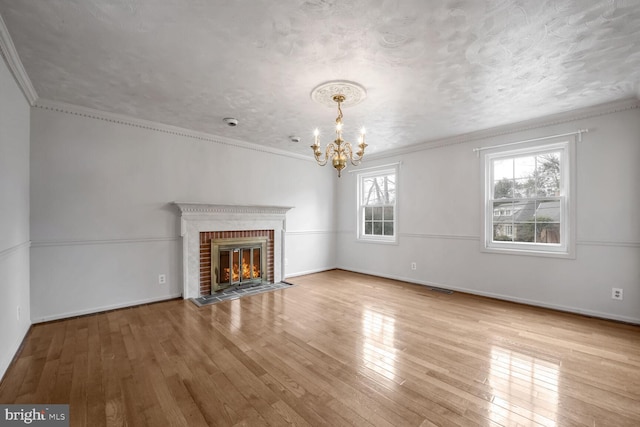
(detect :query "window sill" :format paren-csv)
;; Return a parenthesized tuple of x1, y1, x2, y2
(482, 245, 575, 259)
(357, 236, 398, 245)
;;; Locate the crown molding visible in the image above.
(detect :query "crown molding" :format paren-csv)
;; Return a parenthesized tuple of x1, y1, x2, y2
(34, 98, 314, 162)
(174, 202, 293, 216)
(367, 97, 640, 160)
(0, 13, 37, 106)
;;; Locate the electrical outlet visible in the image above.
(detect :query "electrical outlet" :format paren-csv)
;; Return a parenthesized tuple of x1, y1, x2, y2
(611, 288, 623, 300)
(158, 274, 166, 285)
(285, 258, 288, 266)
(17, 305, 20, 321)
(411, 262, 417, 270)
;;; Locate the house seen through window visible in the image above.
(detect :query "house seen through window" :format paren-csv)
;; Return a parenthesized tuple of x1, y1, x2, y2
(484, 140, 573, 256)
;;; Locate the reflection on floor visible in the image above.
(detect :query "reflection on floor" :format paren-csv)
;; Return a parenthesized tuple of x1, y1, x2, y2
(488, 346, 559, 426)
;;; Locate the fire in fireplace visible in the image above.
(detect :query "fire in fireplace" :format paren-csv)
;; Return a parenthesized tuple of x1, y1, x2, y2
(211, 237, 267, 292)
(220, 247, 261, 283)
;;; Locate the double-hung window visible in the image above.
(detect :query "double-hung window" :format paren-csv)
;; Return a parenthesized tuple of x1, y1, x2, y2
(357, 166, 398, 243)
(483, 140, 575, 257)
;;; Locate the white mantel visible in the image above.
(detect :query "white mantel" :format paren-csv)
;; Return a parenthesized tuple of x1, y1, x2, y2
(174, 203, 293, 299)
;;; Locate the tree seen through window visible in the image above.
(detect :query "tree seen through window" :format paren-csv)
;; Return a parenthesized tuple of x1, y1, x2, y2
(359, 171, 396, 239)
(492, 151, 561, 244)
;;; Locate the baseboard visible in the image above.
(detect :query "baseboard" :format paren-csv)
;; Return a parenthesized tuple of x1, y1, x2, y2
(31, 293, 183, 324)
(337, 266, 640, 325)
(0, 322, 31, 385)
(285, 266, 337, 279)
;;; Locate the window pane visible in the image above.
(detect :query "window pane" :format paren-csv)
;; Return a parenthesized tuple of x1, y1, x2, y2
(373, 222, 382, 235)
(364, 221, 372, 234)
(364, 206, 373, 220)
(362, 178, 374, 204)
(363, 175, 395, 205)
(493, 178, 513, 199)
(372, 207, 383, 220)
(383, 221, 394, 236)
(535, 199, 560, 222)
(493, 201, 513, 219)
(514, 177, 536, 198)
(493, 224, 513, 241)
(383, 176, 396, 204)
(536, 153, 561, 197)
(513, 223, 536, 242)
(537, 222, 561, 243)
(383, 206, 394, 220)
(514, 156, 535, 179)
(493, 158, 513, 180)
(513, 200, 536, 222)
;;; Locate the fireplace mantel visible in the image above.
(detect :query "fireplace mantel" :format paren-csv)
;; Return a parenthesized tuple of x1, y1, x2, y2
(174, 202, 293, 299)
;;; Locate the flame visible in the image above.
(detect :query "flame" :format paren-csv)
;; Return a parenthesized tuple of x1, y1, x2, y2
(222, 261, 260, 283)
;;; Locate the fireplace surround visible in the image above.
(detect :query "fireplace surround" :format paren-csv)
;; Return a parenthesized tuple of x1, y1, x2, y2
(174, 203, 292, 299)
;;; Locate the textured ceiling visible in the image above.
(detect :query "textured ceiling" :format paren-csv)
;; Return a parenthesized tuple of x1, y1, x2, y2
(1, 0, 639, 155)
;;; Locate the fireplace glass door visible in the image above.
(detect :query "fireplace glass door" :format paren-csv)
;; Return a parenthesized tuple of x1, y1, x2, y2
(212, 236, 268, 293)
(218, 246, 262, 287)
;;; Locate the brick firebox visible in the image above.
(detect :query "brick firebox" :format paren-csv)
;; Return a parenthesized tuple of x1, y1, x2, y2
(199, 230, 274, 295)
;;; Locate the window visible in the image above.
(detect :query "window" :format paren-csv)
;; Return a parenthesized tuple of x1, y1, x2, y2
(483, 140, 575, 257)
(357, 166, 398, 243)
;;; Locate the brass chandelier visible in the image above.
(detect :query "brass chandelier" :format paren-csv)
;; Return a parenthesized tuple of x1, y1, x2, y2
(310, 94, 367, 177)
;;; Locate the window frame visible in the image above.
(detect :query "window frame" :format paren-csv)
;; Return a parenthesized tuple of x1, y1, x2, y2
(481, 139, 576, 258)
(357, 165, 399, 244)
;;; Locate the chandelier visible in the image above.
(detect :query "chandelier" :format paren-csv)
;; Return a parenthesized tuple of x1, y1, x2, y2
(309, 81, 368, 177)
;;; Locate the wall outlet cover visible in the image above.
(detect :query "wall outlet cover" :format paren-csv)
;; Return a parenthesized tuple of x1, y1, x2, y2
(611, 288, 623, 300)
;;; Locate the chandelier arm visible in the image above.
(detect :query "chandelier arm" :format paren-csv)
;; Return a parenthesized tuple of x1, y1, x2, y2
(314, 156, 328, 167)
(354, 139, 368, 163)
(314, 150, 328, 166)
(346, 140, 368, 166)
(343, 143, 358, 166)
(325, 143, 336, 164)
(312, 142, 337, 167)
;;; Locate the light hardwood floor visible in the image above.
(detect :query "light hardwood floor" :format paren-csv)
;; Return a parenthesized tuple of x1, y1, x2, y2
(1, 270, 639, 426)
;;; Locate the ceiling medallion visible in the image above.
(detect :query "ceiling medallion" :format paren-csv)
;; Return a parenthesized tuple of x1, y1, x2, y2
(310, 80, 367, 108)
(310, 81, 368, 177)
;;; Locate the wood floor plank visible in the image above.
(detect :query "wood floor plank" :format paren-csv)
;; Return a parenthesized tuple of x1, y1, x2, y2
(1, 270, 639, 426)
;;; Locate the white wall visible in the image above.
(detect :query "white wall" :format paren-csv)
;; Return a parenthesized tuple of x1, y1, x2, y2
(0, 56, 31, 379)
(30, 106, 336, 322)
(336, 104, 640, 324)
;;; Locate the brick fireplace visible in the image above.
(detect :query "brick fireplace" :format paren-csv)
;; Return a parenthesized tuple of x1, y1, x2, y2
(200, 230, 274, 295)
(174, 203, 292, 299)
